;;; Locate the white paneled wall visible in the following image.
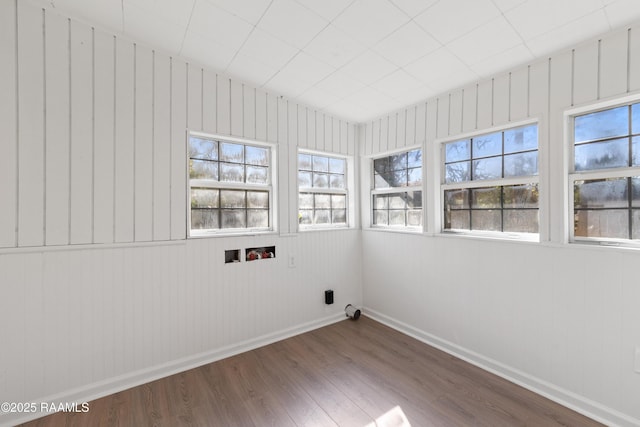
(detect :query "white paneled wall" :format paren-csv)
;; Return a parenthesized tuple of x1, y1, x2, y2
(362, 24, 640, 427)
(0, 1, 361, 425)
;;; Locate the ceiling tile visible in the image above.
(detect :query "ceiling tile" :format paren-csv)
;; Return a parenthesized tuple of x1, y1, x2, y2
(203, 0, 272, 24)
(491, 0, 527, 13)
(370, 69, 424, 99)
(296, 86, 343, 110)
(181, 30, 238, 70)
(525, 10, 610, 57)
(428, 67, 479, 95)
(123, 1, 192, 53)
(312, 70, 366, 98)
(504, 0, 603, 40)
(226, 53, 277, 87)
(294, 0, 355, 21)
(446, 16, 523, 65)
(257, 0, 329, 49)
(414, 0, 500, 44)
(264, 72, 312, 98)
(404, 47, 468, 84)
(236, 27, 299, 70)
(125, 0, 194, 27)
(389, 0, 439, 18)
(604, 0, 640, 29)
(303, 25, 367, 68)
(269, 52, 336, 86)
(374, 21, 440, 66)
(339, 50, 398, 85)
(188, 1, 253, 52)
(343, 86, 401, 113)
(470, 43, 534, 77)
(332, 0, 410, 46)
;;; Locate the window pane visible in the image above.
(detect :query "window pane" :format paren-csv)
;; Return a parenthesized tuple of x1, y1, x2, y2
(332, 194, 346, 209)
(374, 210, 388, 225)
(633, 136, 640, 167)
(389, 210, 405, 226)
(445, 161, 470, 183)
(313, 173, 329, 188)
(445, 210, 470, 230)
(407, 150, 422, 167)
(575, 106, 628, 143)
(247, 191, 269, 209)
(332, 209, 347, 224)
(471, 210, 501, 231)
(220, 190, 245, 208)
(299, 210, 312, 225)
(330, 174, 345, 189)
(503, 184, 538, 208)
(245, 146, 268, 166)
(389, 153, 408, 170)
(407, 167, 422, 186)
(504, 125, 538, 153)
(574, 138, 629, 171)
(191, 188, 219, 208)
(574, 209, 628, 238)
(407, 210, 422, 226)
(374, 195, 388, 209)
(299, 193, 313, 209)
(314, 210, 330, 224)
(313, 156, 329, 172)
(298, 171, 312, 187)
(374, 173, 390, 188)
(574, 178, 628, 209)
(189, 137, 217, 160)
(407, 191, 422, 209)
(246, 165, 268, 184)
(221, 210, 246, 228)
(471, 187, 501, 209)
(389, 194, 406, 209)
(392, 170, 408, 186)
(315, 194, 331, 209)
(247, 210, 269, 228)
(444, 189, 469, 209)
(190, 159, 218, 180)
(373, 157, 389, 173)
(220, 162, 244, 182)
(473, 132, 502, 158)
(504, 210, 538, 233)
(472, 156, 502, 180)
(633, 177, 640, 207)
(504, 151, 538, 177)
(191, 209, 219, 229)
(298, 153, 312, 170)
(220, 142, 244, 163)
(445, 139, 470, 162)
(329, 158, 345, 174)
(633, 209, 640, 239)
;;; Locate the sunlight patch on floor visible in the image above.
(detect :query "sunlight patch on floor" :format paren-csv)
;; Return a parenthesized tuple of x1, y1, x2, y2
(365, 405, 411, 427)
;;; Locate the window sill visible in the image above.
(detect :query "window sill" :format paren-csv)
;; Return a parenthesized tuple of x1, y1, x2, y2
(365, 226, 424, 235)
(438, 230, 540, 244)
(189, 229, 277, 239)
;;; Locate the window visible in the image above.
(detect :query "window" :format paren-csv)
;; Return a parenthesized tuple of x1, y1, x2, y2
(442, 124, 539, 236)
(298, 152, 348, 228)
(188, 133, 274, 235)
(371, 149, 422, 228)
(570, 102, 640, 243)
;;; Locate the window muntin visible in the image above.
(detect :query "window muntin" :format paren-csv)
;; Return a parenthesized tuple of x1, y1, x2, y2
(298, 152, 348, 228)
(570, 102, 640, 243)
(189, 134, 273, 235)
(371, 149, 423, 229)
(442, 124, 539, 236)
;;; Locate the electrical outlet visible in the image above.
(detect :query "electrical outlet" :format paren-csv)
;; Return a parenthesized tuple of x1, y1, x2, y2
(635, 346, 640, 373)
(288, 255, 296, 268)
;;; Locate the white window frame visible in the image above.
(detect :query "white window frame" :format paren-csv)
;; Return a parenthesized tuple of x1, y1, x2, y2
(439, 119, 540, 241)
(566, 95, 640, 247)
(187, 131, 277, 237)
(297, 150, 351, 230)
(369, 146, 424, 232)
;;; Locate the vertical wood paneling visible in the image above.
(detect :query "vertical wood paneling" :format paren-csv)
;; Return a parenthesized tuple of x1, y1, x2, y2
(398, 110, 407, 149)
(332, 117, 340, 153)
(187, 64, 202, 131)
(255, 89, 267, 141)
(405, 106, 416, 147)
(243, 85, 256, 139)
(297, 105, 307, 148)
(134, 45, 153, 242)
(288, 101, 298, 147)
(449, 90, 463, 136)
(348, 122, 355, 156)
(230, 79, 243, 137)
(170, 58, 187, 240)
(388, 112, 397, 151)
(153, 52, 171, 241)
(573, 42, 599, 105)
(477, 80, 492, 130)
(415, 102, 427, 144)
(315, 112, 325, 151)
(306, 109, 315, 150)
(426, 99, 437, 142)
(202, 69, 216, 134)
(93, 31, 115, 244)
(114, 38, 134, 243)
(277, 97, 287, 145)
(510, 67, 529, 121)
(629, 27, 640, 92)
(462, 84, 477, 133)
(0, 0, 17, 247)
(600, 30, 628, 99)
(436, 96, 449, 139)
(69, 22, 93, 244)
(380, 115, 389, 151)
(493, 74, 510, 125)
(266, 93, 278, 143)
(44, 12, 70, 246)
(529, 60, 549, 117)
(364, 120, 373, 155)
(371, 119, 380, 154)
(17, 0, 45, 247)
(217, 76, 231, 135)
(340, 121, 348, 154)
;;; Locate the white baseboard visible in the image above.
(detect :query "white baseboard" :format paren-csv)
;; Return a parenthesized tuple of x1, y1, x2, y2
(1, 313, 346, 427)
(363, 307, 639, 427)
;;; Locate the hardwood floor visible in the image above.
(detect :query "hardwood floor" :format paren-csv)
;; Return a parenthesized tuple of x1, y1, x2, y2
(20, 316, 603, 426)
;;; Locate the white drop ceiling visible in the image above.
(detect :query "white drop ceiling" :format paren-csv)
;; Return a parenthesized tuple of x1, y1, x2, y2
(38, 0, 640, 122)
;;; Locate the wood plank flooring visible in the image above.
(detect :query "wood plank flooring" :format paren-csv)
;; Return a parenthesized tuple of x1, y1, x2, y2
(20, 316, 603, 426)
